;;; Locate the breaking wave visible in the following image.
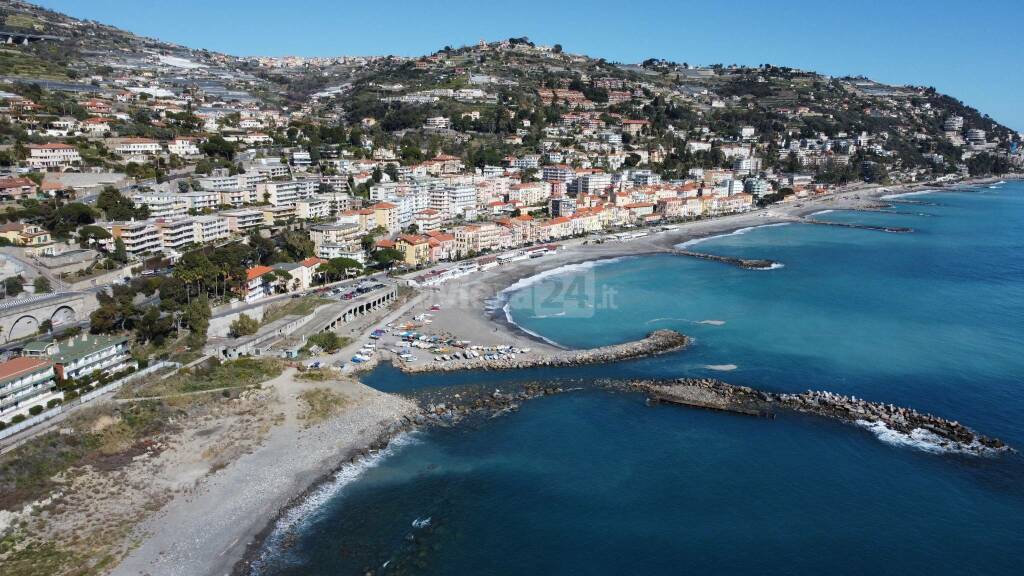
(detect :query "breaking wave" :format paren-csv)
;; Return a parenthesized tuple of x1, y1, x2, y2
(250, 432, 422, 574)
(677, 223, 790, 248)
(856, 420, 1002, 456)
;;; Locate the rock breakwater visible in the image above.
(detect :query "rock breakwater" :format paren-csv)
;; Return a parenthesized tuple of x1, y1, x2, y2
(802, 219, 913, 233)
(634, 378, 1009, 455)
(398, 329, 690, 373)
(667, 249, 779, 270)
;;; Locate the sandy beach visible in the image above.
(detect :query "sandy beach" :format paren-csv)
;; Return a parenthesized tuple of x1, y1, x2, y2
(384, 178, 963, 364)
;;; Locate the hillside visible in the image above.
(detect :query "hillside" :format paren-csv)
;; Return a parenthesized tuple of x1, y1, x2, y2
(0, 0, 1020, 183)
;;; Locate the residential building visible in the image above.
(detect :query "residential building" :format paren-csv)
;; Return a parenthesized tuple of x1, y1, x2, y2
(396, 234, 432, 266)
(0, 177, 38, 200)
(155, 217, 197, 250)
(193, 215, 229, 244)
(295, 198, 329, 220)
(132, 193, 188, 219)
(220, 208, 264, 233)
(27, 143, 81, 170)
(167, 137, 202, 156)
(0, 357, 58, 421)
(258, 179, 318, 206)
(244, 265, 275, 303)
(106, 221, 162, 256)
(52, 333, 135, 382)
(114, 138, 163, 157)
(0, 222, 50, 246)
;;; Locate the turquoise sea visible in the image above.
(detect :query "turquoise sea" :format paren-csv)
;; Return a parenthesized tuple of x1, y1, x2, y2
(255, 182, 1024, 575)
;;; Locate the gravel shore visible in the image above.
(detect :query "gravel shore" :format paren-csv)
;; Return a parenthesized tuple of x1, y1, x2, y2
(109, 373, 418, 576)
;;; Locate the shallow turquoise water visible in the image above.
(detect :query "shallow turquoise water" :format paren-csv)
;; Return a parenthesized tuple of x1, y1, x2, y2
(256, 182, 1024, 575)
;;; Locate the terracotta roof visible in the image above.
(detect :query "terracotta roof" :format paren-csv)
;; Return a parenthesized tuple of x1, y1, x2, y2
(299, 257, 326, 268)
(246, 265, 274, 281)
(0, 356, 51, 384)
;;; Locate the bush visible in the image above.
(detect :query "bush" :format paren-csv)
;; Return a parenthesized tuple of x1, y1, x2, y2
(11, 414, 26, 424)
(46, 398, 61, 409)
(229, 313, 260, 338)
(28, 405, 43, 416)
(0, 420, 6, 430)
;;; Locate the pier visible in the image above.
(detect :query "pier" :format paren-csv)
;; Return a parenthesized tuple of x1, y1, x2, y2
(398, 329, 690, 373)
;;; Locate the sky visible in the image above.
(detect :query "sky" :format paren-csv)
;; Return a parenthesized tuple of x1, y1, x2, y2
(34, 0, 1024, 130)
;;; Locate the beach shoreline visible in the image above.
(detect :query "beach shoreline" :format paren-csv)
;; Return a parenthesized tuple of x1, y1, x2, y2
(392, 175, 1016, 360)
(105, 174, 1016, 576)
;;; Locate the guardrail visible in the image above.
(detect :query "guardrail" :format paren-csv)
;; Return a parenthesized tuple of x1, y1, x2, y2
(0, 360, 181, 442)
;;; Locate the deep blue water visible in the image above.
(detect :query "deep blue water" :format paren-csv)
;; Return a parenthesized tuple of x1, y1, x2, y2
(257, 183, 1024, 575)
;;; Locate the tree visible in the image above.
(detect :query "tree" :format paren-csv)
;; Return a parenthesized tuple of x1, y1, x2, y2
(229, 313, 260, 338)
(3, 275, 24, 297)
(97, 186, 145, 221)
(78, 224, 111, 247)
(282, 231, 315, 260)
(112, 238, 129, 263)
(183, 295, 211, 349)
(33, 276, 52, 293)
(371, 248, 403, 268)
(137, 306, 175, 345)
(321, 257, 363, 281)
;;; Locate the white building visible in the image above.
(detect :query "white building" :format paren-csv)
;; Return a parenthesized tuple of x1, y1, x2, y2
(27, 143, 81, 170)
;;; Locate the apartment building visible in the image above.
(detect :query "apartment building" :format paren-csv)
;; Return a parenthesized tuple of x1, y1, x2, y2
(0, 357, 58, 421)
(106, 221, 162, 256)
(52, 333, 136, 382)
(114, 138, 163, 157)
(258, 179, 318, 206)
(295, 198, 329, 220)
(193, 215, 229, 243)
(180, 191, 220, 211)
(27, 143, 81, 170)
(155, 217, 197, 250)
(132, 193, 188, 219)
(167, 137, 202, 156)
(219, 208, 264, 233)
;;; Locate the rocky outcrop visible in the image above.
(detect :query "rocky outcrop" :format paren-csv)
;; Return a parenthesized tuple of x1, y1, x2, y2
(634, 378, 1009, 455)
(398, 329, 690, 373)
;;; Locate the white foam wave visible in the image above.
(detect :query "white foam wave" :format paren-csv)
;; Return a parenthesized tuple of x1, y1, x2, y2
(502, 301, 565, 348)
(856, 420, 1000, 456)
(761, 262, 786, 270)
(698, 320, 726, 326)
(810, 209, 834, 216)
(252, 432, 421, 571)
(531, 311, 566, 319)
(677, 222, 790, 248)
(498, 256, 633, 298)
(704, 364, 737, 371)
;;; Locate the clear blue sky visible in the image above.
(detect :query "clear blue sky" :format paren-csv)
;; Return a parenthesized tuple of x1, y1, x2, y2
(35, 0, 1024, 130)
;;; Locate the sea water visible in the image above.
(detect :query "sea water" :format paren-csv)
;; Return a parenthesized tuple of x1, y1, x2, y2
(255, 183, 1024, 575)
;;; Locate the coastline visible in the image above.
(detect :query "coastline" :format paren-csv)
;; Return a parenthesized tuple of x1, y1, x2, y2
(109, 373, 419, 576)
(106, 173, 1018, 576)
(402, 175, 1015, 357)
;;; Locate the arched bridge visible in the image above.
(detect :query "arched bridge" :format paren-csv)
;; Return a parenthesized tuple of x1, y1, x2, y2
(0, 292, 97, 343)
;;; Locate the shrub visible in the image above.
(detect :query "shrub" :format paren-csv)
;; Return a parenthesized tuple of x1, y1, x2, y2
(28, 405, 44, 416)
(0, 420, 6, 430)
(11, 414, 26, 424)
(46, 398, 61, 409)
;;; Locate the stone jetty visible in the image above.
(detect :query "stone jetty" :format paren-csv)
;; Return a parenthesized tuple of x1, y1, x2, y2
(666, 248, 779, 270)
(398, 329, 690, 373)
(634, 378, 1009, 455)
(802, 219, 913, 233)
